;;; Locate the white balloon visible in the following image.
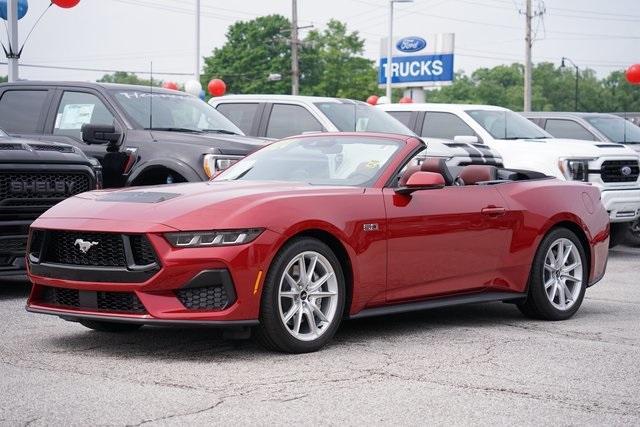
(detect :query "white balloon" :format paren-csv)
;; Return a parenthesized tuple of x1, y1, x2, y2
(377, 96, 390, 104)
(184, 80, 202, 96)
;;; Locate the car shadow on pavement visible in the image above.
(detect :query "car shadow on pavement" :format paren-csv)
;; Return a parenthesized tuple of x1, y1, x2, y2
(41, 301, 541, 360)
(0, 280, 30, 301)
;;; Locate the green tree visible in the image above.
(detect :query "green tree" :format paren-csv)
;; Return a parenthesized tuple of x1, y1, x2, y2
(97, 71, 157, 86)
(201, 14, 293, 94)
(302, 20, 378, 100)
(0, 76, 7, 83)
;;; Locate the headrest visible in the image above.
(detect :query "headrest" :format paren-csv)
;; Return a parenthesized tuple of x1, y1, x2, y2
(420, 157, 454, 185)
(457, 165, 498, 185)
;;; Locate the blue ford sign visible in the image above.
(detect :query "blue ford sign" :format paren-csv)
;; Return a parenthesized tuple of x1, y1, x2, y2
(396, 37, 426, 53)
(380, 33, 455, 88)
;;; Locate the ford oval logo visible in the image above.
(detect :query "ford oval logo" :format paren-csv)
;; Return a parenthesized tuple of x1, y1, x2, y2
(396, 37, 427, 53)
(621, 166, 633, 176)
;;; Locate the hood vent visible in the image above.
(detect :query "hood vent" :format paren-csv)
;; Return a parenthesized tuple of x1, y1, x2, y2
(0, 143, 25, 151)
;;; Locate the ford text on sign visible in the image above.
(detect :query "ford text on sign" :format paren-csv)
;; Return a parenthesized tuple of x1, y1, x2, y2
(378, 54, 454, 84)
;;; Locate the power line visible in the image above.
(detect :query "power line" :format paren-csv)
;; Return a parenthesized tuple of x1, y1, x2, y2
(0, 61, 191, 76)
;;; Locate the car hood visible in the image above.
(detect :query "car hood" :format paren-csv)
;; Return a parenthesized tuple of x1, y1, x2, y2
(0, 137, 91, 164)
(496, 137, 639, 158)
(149, 130, 269, 155)
(38, 180, 363, 231)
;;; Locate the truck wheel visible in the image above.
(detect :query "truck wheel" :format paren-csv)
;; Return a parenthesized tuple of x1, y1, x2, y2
(255, 237, 345, 353)
(79, 320, 142, 333)
(518, 228, 588, 321)
(625, 219, 640, 246)
(133, 168, 187, 186)
(609, 223, 628, 248)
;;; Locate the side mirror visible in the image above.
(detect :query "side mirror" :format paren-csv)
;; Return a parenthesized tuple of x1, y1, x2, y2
(453, 135, 479, 144)
(81, 123, 121, 145)
(395, 171, 445, 195)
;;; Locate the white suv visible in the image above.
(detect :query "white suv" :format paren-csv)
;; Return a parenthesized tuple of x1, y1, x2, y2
(379, 103, 640, 241)
(209, 95, 503, 168)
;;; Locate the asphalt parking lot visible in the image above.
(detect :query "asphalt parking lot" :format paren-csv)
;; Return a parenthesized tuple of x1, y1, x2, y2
(1, 246, 639, 426)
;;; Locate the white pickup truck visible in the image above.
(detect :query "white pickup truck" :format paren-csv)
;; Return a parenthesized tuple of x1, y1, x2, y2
(379, 103, 640, 245)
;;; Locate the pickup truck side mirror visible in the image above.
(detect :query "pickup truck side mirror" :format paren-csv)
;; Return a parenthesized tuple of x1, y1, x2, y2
(453, 135, 479, 144)
(395, 171, 445, 195)
(81, 123, 122, 145)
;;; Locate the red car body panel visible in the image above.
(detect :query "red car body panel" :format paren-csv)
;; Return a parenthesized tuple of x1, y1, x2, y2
(26, 133, 610, 324)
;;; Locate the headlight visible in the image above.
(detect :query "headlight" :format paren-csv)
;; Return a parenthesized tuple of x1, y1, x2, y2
(203, 154, 242, 178)
(165, 229, 264, 248)
(558, 158, 593, 182)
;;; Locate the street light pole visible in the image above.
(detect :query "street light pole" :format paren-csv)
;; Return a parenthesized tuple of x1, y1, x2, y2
(386, 0, 413, 101)
(561, 57, 579, 111)
(194, 0, 200, 83)
(7, 0, 19, 82)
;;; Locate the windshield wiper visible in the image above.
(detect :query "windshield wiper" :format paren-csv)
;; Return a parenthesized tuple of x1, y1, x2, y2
(201, 129, 240, 135)
(144, 127, 202, 133)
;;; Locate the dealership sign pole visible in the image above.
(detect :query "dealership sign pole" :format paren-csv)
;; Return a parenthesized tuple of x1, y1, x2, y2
(379, 33, 455, 101)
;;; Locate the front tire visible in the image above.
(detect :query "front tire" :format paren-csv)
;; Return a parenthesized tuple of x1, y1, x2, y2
(79, 320, 142, 333)
(518, 228, 588, 321)
(255, 237, 345, 353)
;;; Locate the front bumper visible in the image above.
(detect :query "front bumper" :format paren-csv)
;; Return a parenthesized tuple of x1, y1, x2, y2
(0, 221, 30, 280)
(600, 187, 640, 222)
(27, 227, 281, 324)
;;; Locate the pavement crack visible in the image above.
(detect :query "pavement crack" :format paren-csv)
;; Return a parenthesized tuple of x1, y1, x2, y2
(128, 400, 224, 426)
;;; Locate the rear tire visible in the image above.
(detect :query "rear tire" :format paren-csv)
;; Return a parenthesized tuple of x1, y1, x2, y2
(79, 320, 142, 333)
(255, 237, 345, 353)
(624, 219, 640, 246)
(518, 228, 588, 321)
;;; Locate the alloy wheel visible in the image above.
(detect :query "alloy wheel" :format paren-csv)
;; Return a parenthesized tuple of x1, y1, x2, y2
(278, 251, 339, 341)
(543, 238, 583, 311)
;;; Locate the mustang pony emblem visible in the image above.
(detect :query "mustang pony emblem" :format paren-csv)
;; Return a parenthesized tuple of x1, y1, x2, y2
(74, 239, 99, 254)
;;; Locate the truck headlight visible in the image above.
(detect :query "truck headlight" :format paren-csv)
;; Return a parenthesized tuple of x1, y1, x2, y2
(165, 229, 264, 248)
(559, 158, 593, 182)
(203, 154, 242, 178)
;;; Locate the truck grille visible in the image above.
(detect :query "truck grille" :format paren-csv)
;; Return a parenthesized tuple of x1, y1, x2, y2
(600, 160, 640, 183)
(0, 235, 27, 254)
(40, 286, 146, 313)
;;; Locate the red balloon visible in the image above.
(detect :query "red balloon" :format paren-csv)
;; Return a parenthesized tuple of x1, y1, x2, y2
(208, 79, 226, 97)
(366, 95, 379, 105)
(399, 96, 413, 104)
(626, 64, 640, 85)
(162, 81, 179, 90)
(51, 0, 81, 8)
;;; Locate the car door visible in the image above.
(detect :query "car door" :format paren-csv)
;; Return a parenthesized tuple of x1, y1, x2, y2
(0, 86, 55, 138)
(39, 89, 124, 163)
(383, 184, 514, 302)
(262, 103, 325, 139)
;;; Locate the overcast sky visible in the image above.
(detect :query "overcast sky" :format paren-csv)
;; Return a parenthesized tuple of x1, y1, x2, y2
(0, 0, 638, 84)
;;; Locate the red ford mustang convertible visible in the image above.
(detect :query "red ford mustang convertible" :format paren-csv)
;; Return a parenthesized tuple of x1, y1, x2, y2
(26, 133, 609, 353)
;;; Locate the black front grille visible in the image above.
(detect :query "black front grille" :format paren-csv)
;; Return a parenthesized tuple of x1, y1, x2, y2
(40, 286, 146, 313)
(0, 236, 27, 254)
(129, 235, 157, 265)
(45, 231, 127, 267)
(0, 172, 91, 201)
(177, 286, 230, 311)
(601, 160, 640, 183)
(97, 291, 146, 313)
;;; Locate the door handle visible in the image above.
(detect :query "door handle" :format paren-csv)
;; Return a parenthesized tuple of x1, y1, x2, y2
(481, 206, 506, 217)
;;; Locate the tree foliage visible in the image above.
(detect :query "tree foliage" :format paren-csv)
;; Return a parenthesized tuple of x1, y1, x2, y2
(201, 15, 377, 100)
(428, 63, 640, 112)
(97, 71, 158, 86)
(0, 76, 7, 83)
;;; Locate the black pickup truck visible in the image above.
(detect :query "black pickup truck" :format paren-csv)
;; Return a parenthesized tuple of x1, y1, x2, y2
(0, 131, 100, 280)
(0, 82, 266, 187)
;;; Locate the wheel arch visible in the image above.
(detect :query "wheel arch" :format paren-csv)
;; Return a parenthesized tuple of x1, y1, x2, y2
(265, 227, 355, 318)
(127, 161, 201, 186)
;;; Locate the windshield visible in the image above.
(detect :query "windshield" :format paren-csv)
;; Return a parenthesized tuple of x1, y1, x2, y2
(585, 116, 640, 144)
(112, 90, 244, 135)
(315, 102, 414, 135)
(216, 136, 403, 186)
(467, 109, 550, 139)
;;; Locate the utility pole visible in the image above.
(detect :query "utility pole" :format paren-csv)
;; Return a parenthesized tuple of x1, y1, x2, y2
(7, 0, 19, 82)
(195, 0, 200, 83)
(523, 0, 532, 112)
(291, 0, 299, 95)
